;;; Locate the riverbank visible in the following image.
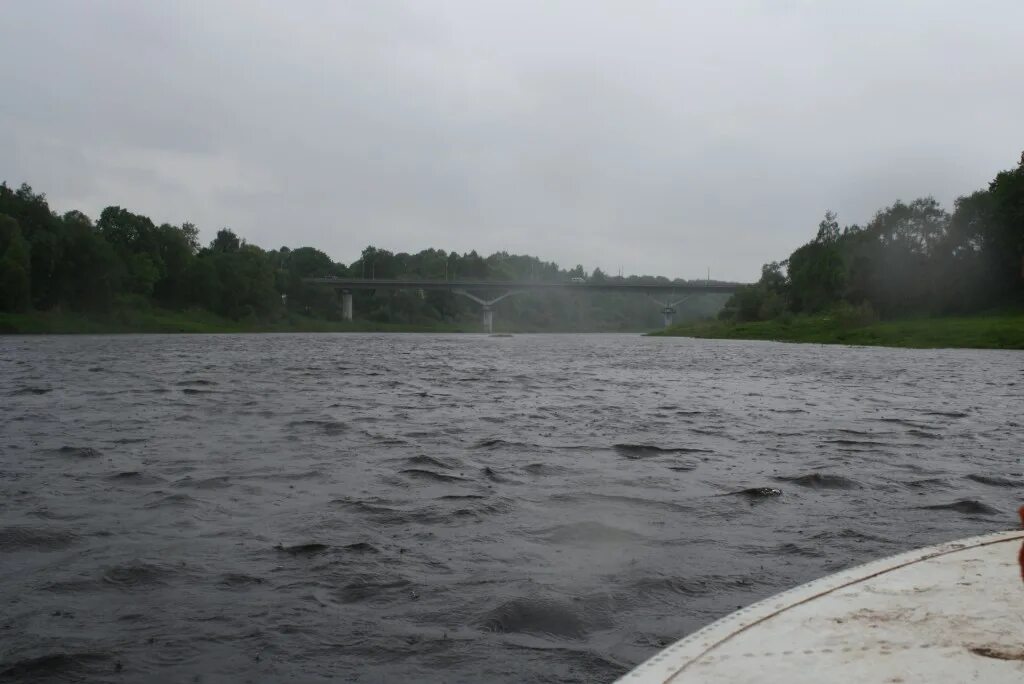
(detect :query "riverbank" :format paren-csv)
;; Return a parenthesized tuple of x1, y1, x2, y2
(651, 311, 1024, 349)
(0, 307, 656, 335)
(0, 308, 475, 335)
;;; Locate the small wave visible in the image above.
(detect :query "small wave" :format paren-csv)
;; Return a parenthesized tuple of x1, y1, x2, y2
(772, 542, 824, 558)
(399, 469, 468, 483)
(907, 428, 941, 440)
(337, 576, 411, 603)
(480, 598, 588, 638)
(965, 474, 1022, 488)
(176, 379, 216, 387)
(628, 575, 715, 598)
(555, 493, 690, 513)
(332, 497, 398, 516)
(474, 438, 529, 449)
(923, 410, 968, 418)
(218, 573, 265, 587)
(809, 528, 892, 545)
(920, 499, 999, 516)
(288, 419, 348, 435)
(875, 417, 931, 428)
(730, 487, 783, 498)
(404, 455, 456, 470)
(534, 521, 645, 545)
(173, 476, 231, 490)
(249, 468, 323, 482)
(404, 430, 441, 438)
(776, 473, 861, 490)
(102, 562, 176, 588)
(824, 439, 889, 447)
(9, 386, 51, 396)
(276, 543, 330, 556)
(370, 435, 408, 446)
(0, 652, 111, 680)
(522, 463, 567, 476)
(144, 492, 198, 509)
(625, 572, 768, 599)
(54, 446, 102, 459)
(482, 466, 509, 483)
(452, 497, 514, 518)
(613, 444, 710, 459)
(181, 387, 215, 395)
(902, 477, 951, 490)
(343, 542, 379, 553)
(0, 526, 77, 551)
(107, 471, 163, 485)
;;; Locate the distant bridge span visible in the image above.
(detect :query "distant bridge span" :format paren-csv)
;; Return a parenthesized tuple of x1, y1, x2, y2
(303, 277, 743, 332)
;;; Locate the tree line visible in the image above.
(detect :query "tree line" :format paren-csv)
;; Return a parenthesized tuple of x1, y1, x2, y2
(0, 183, 729, 331)
(720, 153, 1024, 323)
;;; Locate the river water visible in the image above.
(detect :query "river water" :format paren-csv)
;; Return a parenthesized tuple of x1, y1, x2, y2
(1, 333, 1020, 682)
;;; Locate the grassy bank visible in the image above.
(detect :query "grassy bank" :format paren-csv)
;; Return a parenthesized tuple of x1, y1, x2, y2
(651, 311, 1024, 349)
(0, 306, 655, 335)
(0, 307, 475, 335)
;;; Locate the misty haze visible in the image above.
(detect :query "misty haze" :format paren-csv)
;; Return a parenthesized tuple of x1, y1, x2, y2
(1, 2, 1022, 683)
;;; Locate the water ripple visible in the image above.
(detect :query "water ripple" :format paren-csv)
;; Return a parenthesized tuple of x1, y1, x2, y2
(0, 333, 1018, 683)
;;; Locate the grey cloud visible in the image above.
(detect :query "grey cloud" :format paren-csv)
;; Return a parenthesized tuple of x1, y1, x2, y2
(2, 0, 1023, 280)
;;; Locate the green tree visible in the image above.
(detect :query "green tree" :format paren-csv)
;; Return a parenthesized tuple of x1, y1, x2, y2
(986, 153, 1024, 293)
(788, 239, 844, 313)
(815, 210, 840, 244)
(152, 223, 198, 307)
(61, 213, 120, 310)
(210, 228, 241, 253)
(0, 214, 31, 311)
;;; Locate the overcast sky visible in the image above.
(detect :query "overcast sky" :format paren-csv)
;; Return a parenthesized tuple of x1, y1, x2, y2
(2, 1, 1022, 280)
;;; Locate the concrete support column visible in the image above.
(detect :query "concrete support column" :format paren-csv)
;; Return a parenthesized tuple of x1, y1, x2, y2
(662, 306, 676, 329)
(482, 306, 494, 334)
(341, 289, 353, 321)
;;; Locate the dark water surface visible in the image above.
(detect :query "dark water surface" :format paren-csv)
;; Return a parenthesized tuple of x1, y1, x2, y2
(1, 333, 1021, 682)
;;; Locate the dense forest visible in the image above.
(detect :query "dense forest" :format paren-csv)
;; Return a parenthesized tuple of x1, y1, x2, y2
(0, 183, 730, 332)
(719, 153, 1024, 324)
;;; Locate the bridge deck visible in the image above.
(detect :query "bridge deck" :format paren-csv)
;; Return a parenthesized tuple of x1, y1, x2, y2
(304, 277, 741, 294)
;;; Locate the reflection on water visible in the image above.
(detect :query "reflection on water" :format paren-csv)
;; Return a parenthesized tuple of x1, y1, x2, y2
(0, 333, 1020, 682)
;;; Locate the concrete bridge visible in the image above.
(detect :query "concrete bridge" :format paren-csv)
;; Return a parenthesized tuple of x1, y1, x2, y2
(303, 277, 742, 332)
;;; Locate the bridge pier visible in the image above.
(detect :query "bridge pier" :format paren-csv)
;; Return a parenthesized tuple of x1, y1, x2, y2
(303, 278, 741, 332)
(453, 289, 522, 333)
(339, 289, 353, 321)
(649, 295, 690, 329)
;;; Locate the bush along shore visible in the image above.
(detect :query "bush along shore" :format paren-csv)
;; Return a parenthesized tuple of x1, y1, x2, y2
(0, 182, 731, 334)
(0, 305, 477, 335)
(0, 299, 655, 335)
(652, 307, 1024, 350)
(654, 151, 1024, 349)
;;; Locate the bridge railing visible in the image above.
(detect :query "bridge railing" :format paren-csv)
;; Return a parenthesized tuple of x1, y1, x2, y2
(302, 277, 742, 294)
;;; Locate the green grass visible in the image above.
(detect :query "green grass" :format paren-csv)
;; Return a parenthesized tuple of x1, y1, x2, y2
(0, 307, 475, 335)
(651, 311, 1024, 349)
(0, 300, 663, 335)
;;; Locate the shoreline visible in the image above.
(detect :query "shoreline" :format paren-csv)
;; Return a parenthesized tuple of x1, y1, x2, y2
(649, 311, 1024, 350)
(0, 309, 652, 336)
